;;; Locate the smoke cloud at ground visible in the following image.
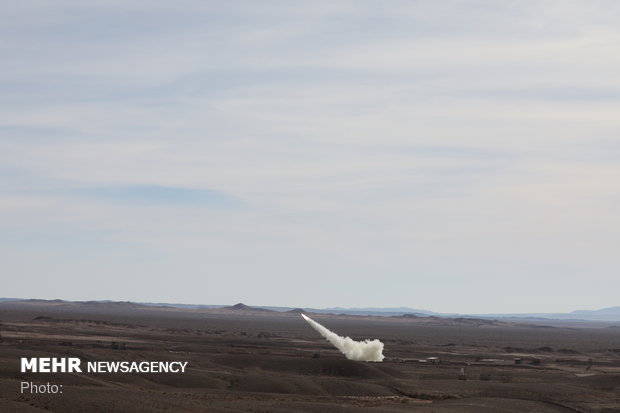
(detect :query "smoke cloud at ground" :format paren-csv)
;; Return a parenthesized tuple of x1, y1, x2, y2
(301, 314, 385, 362)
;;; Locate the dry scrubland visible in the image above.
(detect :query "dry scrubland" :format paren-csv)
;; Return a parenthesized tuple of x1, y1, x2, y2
(1, 300, 619, 412)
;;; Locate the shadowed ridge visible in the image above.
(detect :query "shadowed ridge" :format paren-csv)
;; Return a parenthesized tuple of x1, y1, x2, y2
(224, 303, 275, 312)
(230, 303, 251, 310)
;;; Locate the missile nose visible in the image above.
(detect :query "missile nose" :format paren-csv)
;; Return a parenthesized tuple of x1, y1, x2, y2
(301, 313, 309, 321)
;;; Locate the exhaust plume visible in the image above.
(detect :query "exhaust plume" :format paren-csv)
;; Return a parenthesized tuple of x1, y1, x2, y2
(301, 314, 385, 362)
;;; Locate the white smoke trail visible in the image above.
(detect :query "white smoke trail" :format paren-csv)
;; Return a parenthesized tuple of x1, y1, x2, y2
(301, 314, 385, 362)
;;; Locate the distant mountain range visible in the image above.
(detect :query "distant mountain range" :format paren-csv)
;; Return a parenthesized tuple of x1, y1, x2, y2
(1, 298, 619, 322)
(142, 304, 620, 322)
(310, 306, 620, 322)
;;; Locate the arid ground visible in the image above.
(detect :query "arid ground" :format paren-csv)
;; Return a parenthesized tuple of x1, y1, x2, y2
(1, 300, 619, 412)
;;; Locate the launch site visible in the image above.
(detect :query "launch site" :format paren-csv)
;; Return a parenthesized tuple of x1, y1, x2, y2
(1, 299, 619, 412)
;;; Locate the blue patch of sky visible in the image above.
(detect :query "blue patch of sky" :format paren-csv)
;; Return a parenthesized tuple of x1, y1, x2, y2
(0, 172, 246, 208)
(1, 7, 229, 43)
(68, 185, 245, 208)
(0, 162, 240, 206)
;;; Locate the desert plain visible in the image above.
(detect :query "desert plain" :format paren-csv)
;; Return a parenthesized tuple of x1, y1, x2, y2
(0, 300, 619, 412)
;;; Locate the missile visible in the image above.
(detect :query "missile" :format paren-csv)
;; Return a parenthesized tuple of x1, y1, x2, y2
(299, 312, 385, 362)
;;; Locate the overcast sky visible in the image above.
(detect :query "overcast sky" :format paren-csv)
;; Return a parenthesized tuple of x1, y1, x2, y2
(2, 1, 619, 313)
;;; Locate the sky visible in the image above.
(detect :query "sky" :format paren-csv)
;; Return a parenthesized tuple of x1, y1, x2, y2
(1, 1, 619, 313)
